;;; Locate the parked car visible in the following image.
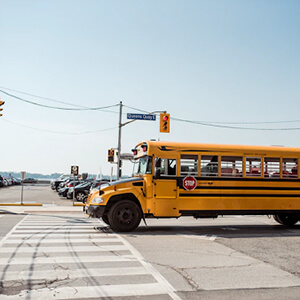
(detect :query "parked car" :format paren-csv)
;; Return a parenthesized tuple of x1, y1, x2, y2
(50, 175, 70, 191)
(0, 175, 4, 187)
(4, 177, 13, 186)
(23, 178, 37, 184)
(67, 181, 93, 201)
(2, 178, 8, 187)
(11, 177, 22, 185)
(58, 180, 84, 197)
(57, 177, 78, 191)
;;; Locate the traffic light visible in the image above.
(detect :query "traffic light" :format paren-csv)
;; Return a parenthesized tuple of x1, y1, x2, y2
(108, 149, 115, 162)
(160, 113, 170, 133)
(0, 100, 4, 117)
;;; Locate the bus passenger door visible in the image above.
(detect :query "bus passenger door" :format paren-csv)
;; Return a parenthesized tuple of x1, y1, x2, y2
(153, 158, 179, 217)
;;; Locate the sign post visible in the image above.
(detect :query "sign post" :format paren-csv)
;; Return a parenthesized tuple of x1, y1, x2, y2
(20, 171, 26, 205)
(71, 166, 79, 205)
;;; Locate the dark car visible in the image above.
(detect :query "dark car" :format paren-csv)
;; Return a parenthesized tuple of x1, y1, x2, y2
(67, 181, 92, 202)
(58, 180, 84, 197)
(51, 176, 72, 191)
(23, 178, 37, 184)
(11, 177, 22, 185)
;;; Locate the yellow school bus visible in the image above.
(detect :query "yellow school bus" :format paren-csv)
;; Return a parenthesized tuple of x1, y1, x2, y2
(85, 140, 300, 232)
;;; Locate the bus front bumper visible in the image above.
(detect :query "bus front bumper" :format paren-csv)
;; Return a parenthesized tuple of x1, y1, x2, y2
(85, 205, 106, 218)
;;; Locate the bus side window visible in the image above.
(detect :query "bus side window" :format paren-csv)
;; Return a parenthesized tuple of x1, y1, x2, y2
(180, 155, 198, 176)
(245, 157, 262, 177)
(221, 156, 243, 177)
(282, 158, 298, 179)
(264, 158, 280, 178)
(201, 155, 219, 176)
(155, 158, 177, 177)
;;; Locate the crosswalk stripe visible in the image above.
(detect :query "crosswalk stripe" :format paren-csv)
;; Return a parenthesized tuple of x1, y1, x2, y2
(0, 283, 170, 299)
(3, 266, 148, 281)
(0, 254, 135, 265)
(3, 237, 119, 243)
(12, 229, 98, 233)
(15, 225, 97, 229)
(18, 223, 99, 226)
(0, 216, 180, 300)
(0, 245, 128, 253)
(7, 233, 111, 238)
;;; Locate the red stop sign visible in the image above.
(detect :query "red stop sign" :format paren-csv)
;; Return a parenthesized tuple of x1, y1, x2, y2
(183, 176, 197, 191)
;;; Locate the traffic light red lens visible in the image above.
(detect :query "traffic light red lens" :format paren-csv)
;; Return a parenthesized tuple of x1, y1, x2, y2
(163, 116, 168, 121)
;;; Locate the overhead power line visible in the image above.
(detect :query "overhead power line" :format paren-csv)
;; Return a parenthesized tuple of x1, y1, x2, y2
(124, 105, 300, 131)
(0, 85, 85, 108)
(0, 89, 119, 111)
(1, 86, 300, 132)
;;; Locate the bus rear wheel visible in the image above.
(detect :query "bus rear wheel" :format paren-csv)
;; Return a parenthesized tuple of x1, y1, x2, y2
(108, 200, 142, 232)
(273, 214, 299, 226)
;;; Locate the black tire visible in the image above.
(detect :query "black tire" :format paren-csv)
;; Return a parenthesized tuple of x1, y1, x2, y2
(76, 192, 86, 202)
(273, 214, 299, 226)
(102, 215, 110, 225)
(273, 215, 283, 224)
(108, 200, 142, 232)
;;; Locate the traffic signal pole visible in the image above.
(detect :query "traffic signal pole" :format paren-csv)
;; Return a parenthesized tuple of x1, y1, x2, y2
(117, 101, 123, 180)
(116, 100, 168, 180)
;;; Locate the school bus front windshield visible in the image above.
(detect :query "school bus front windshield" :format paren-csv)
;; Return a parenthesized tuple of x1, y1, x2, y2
(132, 155, 152, 176)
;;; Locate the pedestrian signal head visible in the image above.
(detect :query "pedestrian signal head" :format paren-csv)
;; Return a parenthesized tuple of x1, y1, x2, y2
(108, 149, 115, 162)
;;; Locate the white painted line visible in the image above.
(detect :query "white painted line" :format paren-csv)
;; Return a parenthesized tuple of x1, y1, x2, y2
(7, 233, 110, 238)
(20, 222, 98, 225)
(16, 225, 96, 229)
(3, 266, 148, 281)
(4, 237, 120, 244)
(0, 283, 171, 299)
(0, 245, 128, 253)
(0, 215, 29, 247)
(221, 227, 239, 231)
(177, 234, 217, 241)
(0, 254, 136, 265)
(115, 231, 181, 300)
(11, 229, 98, 233)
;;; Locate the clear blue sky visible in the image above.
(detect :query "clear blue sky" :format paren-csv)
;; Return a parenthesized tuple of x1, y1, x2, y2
(0, 0, 300, 176)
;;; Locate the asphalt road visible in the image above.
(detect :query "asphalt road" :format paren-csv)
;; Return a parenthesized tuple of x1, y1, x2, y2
(0, 185, 300, 299)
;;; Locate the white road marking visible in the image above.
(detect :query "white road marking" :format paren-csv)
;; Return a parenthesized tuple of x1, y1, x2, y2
(0, 245, 128, 253)
(178, 234, 217, 241)
(0, 216, 182, 300)
(4, 237, 119, 243)
(3, 266, 148, 281)
(0, 215, 29, 247)
(0, 254, 135, 265)
(0, 283, 171, 299)
(8, 233, 112, 238)
(116, 229, 181, 300)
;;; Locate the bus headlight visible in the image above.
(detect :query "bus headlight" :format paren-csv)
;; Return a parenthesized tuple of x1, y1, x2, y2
(91, 197, 105, 204)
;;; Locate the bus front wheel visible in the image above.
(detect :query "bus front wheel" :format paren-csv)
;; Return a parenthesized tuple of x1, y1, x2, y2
(102, 215, 110, 226)
(273, 214, 299, 226)
(108, 200, 142, 232)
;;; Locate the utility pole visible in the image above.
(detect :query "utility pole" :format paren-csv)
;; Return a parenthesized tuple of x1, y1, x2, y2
(117, 101, 122, 180)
